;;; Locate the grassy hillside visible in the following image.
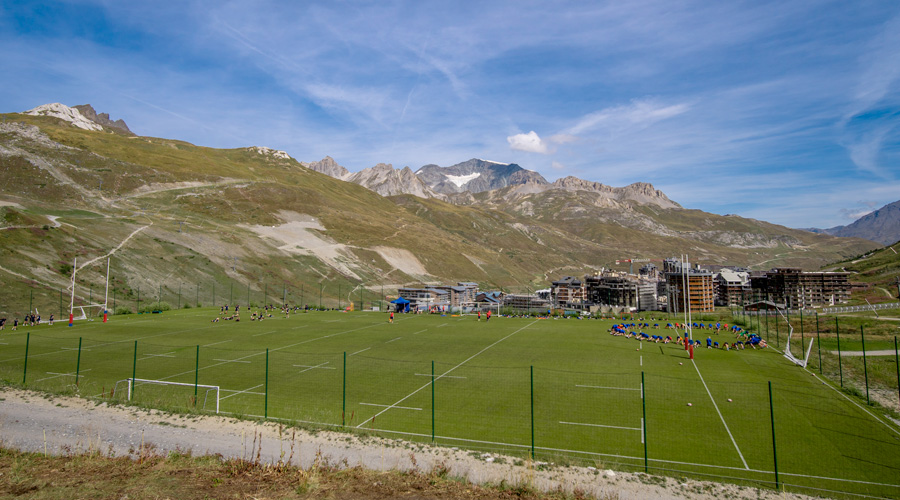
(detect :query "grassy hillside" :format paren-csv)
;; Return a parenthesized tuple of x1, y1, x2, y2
(0, 112, 881, 317)
(822, 242, 900, 304)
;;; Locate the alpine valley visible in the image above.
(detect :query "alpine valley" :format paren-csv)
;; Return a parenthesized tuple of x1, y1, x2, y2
(0, 104, 881, 313)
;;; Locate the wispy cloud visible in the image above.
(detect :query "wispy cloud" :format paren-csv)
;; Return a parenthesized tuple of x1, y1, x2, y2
(1, 0, 899, 228)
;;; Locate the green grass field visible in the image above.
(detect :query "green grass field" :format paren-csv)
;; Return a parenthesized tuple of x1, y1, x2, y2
(1, 309, 899, 498)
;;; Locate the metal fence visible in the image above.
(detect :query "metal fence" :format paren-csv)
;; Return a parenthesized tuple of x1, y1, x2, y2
(2, 332, 899, 499)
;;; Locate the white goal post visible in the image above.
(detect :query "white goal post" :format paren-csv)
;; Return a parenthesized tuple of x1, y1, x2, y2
(69, 257, 111, 324)
(777, 308, 813, 368)
(115, 378, 220, 413)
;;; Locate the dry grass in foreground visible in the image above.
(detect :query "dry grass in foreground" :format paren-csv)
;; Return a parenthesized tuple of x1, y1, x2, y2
(0, 446, 614, 500)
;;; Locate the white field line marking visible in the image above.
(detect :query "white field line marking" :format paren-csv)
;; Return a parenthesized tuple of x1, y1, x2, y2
(60, 347, 90, 351)
(323, 320, 344, 323)
(415, 373, 466, 379)
(640, 355, 642, 366)
(691, 359, 749, 469)
(202, 340, 232, 347)
(293, 363, 335, 369)
(559, 421, 641, 431)
(152, 320, 386, 383)
(34, 369, 92, 383)
(350, 347, 370, 356)
(291, 325, 307, 330)
(295, 362, 333, 374)
(412, 329, 427, 335)
(575, 384, 640, 391)
(138, 352, 175, 361)
(213, 359, 251, 364)
(803, 365, 900, 437)
(251, 330, 276, 337)
(768, 342, 900, 437)
(385, 337, 402, 343)
(360, 403, 422, 411)
(437, 323, 448, 327)
(357, 320, 538, 428)
(220, 384, 265, 401)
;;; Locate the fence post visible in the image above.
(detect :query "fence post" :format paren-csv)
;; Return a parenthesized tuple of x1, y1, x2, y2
(775, 313, 780, 348)
(816, 313, 822, 374)
(194, 345, 199, 406)
(22, 332, 30, 385)
(800, 309, 804, 354)
(861, 326, 869, 405)
(895, 337, 899, 409)
(342, 351, 346, 426)
(530, 365, 535, 460)
(431, 360, 435, 443)
(642, 371, 648, 473)
(835, 317, 843, 387)
(768, 381, 779, 490)
(264, 348, 269, 419)
(75, 337, 82, 386)
(131, 340, 137, 399)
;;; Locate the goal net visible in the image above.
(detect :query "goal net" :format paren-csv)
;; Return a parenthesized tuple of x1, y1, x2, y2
(114, 378, 220, 413)
(72, 305, 105, 321)
(777, 308, 813, 368)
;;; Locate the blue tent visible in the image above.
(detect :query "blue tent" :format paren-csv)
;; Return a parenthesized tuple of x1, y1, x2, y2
(391, 297, 410, 313)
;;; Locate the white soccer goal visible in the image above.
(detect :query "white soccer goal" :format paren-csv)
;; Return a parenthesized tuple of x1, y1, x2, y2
(71, 305, 105, 321)
(115, 378, 220, 413)
(777, 308, 813, 368)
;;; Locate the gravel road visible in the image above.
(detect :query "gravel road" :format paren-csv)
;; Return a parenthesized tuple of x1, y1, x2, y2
(0, 387, 816, 500)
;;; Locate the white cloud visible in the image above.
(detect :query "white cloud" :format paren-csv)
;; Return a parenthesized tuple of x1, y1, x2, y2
(565, 98, 691, 136)
(507, 131, 550, 154)
(551, 161, 565, 170)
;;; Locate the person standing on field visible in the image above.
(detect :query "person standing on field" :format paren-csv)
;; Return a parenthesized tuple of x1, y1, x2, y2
(389, 311, 394, 324)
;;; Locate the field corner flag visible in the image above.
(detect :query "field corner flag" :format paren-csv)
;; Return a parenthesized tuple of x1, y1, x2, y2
(68, 313, 74, 327)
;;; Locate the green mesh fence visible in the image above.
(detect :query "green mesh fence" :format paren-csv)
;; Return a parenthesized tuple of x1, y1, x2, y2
(535, 369, 643, 469)
(2, 328, 899, 498)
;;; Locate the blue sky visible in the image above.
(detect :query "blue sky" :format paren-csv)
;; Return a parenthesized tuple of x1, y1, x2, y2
(2, 0, 899, 229)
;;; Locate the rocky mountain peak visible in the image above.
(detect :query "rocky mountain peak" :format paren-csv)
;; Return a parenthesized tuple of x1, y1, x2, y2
(248, 146, 292, 160)
(346, 163, 446, 200)
(416, 158, 549, 195)
(72, 104, 133, 135)
(24, 103, 133, 135)
(308, 156, 350, 179)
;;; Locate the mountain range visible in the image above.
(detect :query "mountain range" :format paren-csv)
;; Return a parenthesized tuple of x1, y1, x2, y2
(0, 103, 881, 313)
(806, 201, 900, 246)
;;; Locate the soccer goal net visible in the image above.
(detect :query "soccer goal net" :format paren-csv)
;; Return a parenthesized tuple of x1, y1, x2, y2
(72, 305, 105, 321)
(114, 378, 220, 413)
(777, 308, 814, 368)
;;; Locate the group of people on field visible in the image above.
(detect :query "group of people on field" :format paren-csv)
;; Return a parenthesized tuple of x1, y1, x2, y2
(0, 313, 54, 331)
(609, 321, 767, 350)
(212, 304, 302, 323)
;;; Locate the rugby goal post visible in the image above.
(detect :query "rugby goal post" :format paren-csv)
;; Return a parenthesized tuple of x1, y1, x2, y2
(114, 378, 220, 413)
(68, 257, 111, 325)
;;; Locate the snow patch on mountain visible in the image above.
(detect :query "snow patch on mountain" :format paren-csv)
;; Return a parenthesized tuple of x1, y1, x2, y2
(25, 103, 103, 132)
(445, 172, 481, 188)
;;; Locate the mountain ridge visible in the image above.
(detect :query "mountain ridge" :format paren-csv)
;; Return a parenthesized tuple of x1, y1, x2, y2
(810, 200, 900, 246)
(0, 104, 880, 317)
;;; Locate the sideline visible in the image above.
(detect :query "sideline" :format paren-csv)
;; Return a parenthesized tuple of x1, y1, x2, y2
(691, 359, 749, 470)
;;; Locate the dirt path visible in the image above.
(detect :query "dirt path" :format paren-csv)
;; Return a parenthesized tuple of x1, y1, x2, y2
(0, 387, 818, 500)
(76, 220, 152, 271)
